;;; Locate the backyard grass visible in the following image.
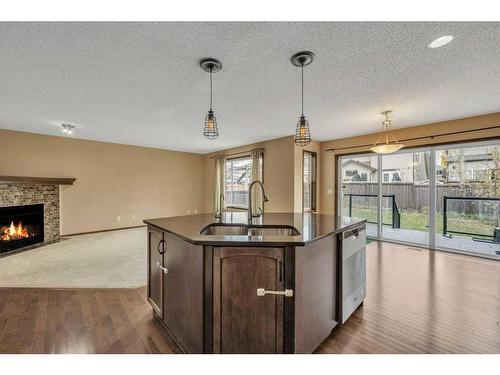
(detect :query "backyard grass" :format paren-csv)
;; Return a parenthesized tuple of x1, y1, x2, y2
(348, 207, 496, 238)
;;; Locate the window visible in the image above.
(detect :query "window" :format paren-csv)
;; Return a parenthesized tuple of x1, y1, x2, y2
(382, 169, 402, 182)
(303, 151, 317, 212)
(225, 156, 253, 209)
(345, 169, 369, 181)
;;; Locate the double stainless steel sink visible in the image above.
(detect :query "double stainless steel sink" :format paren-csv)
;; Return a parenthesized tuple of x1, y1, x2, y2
(200, 224, 300, 237)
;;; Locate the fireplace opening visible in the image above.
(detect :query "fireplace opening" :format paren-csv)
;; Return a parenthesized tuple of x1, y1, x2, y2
(0, 204, 44, 254)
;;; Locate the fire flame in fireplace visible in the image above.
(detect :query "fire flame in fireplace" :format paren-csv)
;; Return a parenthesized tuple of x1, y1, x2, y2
(1, 221, 30, 241)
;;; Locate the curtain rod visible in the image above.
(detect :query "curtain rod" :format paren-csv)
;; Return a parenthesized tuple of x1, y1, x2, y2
(209, 147, 264, 159)
(325, 124, 500, 153)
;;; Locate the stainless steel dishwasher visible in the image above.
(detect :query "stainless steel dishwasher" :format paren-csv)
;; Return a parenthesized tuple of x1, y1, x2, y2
(340, 225, 366, 323)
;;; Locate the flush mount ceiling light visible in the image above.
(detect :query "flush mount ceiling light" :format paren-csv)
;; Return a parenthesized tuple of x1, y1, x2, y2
(61, 123, 75, 135)
(291, 51, 314, 147)
(428, 35, 454, 48)
(369, 111, 405, 154)
(200, 58, 222, 140)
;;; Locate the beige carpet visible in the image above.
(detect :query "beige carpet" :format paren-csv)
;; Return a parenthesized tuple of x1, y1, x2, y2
(0, 227, 146, 289)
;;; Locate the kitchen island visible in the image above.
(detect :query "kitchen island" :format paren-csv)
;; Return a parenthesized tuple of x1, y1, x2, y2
(144, 212, 366, 354)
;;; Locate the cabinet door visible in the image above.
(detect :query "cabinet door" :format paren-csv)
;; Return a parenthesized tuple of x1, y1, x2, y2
(147, 227, 164, 317)
(213, 247, 284, 354)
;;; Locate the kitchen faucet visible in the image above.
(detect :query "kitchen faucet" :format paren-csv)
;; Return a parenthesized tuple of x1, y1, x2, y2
(248, 180, 269, 224)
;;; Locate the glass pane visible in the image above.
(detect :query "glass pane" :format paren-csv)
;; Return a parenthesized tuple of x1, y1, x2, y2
(381, 151, 430, 246)
(303, 153, 316, 211)
(435, 142, 500, 257)
(340, 155, 378, 237)
(225, 157, 252, 208)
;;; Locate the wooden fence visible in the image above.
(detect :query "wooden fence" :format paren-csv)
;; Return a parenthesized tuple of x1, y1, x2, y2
(342, 182, 462, 211)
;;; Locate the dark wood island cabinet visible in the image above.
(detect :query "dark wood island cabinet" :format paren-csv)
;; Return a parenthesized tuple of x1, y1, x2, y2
(145, 212, 365, 354)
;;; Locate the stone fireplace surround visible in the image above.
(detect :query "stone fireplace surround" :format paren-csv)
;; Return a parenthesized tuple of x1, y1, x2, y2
(0, 183, 61, 244)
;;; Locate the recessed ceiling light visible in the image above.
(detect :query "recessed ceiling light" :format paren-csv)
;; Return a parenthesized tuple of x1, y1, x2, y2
(428, 35, 454, 49)
(61, 123, 75, 135)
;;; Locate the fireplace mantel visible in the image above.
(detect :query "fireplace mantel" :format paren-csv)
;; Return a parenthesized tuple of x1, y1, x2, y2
(0, 175, 76, 185)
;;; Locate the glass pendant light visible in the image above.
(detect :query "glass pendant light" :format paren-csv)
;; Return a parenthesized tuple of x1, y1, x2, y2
(369, 110, 405, 154)
(200, 58, 222, 140)
(291, 51, 314, 147)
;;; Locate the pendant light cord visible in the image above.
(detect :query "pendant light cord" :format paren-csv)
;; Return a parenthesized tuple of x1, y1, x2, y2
(301, 64, 304, 116)
(209, 67, 213, 111)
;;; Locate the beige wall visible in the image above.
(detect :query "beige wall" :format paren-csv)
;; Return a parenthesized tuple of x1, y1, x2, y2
(3, 113, 497, 234)
(0, 129, 207, 235)
(203, 136, 322, 214)
(319, 112, 500, 215)
(204, 136, 297, 213)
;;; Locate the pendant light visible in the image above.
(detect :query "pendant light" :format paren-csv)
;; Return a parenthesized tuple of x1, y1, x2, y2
(200, 58, 222, 140)
(291, 51, 314, 147)
(369, 110, 405, 154)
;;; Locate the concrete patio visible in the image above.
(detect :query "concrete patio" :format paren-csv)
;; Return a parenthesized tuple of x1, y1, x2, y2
(366, 223, 500, 258)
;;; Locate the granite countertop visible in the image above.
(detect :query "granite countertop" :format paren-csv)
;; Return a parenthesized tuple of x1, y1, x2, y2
(144, 212, 366, 246)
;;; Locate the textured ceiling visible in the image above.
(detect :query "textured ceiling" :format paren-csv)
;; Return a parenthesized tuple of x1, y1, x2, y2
(0, 22, 499, 154)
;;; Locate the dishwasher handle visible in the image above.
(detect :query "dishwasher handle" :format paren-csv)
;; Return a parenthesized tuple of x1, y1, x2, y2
(343, 226, 361, 240)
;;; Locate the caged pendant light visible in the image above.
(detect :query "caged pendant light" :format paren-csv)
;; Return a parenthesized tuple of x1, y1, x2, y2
(291, 51, 314, 147)
(200, 58, 222, 140)
(369, 110, 405, 154)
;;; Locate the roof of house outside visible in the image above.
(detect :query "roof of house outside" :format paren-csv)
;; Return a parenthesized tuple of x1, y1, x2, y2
(342, 159, 377, 172)
(447, 154, 492, 163)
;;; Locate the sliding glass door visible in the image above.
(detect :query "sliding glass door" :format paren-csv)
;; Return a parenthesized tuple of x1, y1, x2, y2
(434, 142, 500, 257)
(381, 150, 430, 246)
(338, 139, 500, 258)
(339, 154, 379, 237)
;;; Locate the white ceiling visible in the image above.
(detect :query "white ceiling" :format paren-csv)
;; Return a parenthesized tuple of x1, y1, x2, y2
(0, 22, 499, 154)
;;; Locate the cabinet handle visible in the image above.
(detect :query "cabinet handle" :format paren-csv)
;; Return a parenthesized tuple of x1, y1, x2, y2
(256, 288, 293, 297)
(156, 261, 169, 274)
(157, 239, 166, 255)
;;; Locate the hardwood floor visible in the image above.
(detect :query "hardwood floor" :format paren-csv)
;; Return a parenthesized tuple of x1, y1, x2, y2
(0, 241, 499, 354)
(0, 287, 178, 354)
(317, 242, 500, 354)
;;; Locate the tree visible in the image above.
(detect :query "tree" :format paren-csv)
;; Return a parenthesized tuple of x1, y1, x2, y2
(444, 146, 500, 228)
(446, 148, 475, 196)
(469, 147, 500, 196)
(471, 146, 500, 227)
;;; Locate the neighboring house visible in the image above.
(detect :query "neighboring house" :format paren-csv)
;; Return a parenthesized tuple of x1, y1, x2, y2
(443, 147, 495, 182)
(381, 169, 402, 182)
(342, 159, 377, 181)
(341, 147, 494, 185)
(342, 153, 430, 183)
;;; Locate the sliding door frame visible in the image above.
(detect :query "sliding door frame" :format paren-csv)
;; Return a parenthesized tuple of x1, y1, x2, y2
(376, 154, 382, 239)
(337, 152, 381, 239)
(336, 138, 499, 259)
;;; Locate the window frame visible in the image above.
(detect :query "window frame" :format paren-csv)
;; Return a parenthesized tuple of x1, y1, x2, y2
(224, 154, 265, 211)
(224, 155, 253, 210)
(303, 150, 317, 212)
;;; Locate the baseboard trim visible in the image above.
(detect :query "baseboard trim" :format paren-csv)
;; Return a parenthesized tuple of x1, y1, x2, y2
(62, 224, 146, 237)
